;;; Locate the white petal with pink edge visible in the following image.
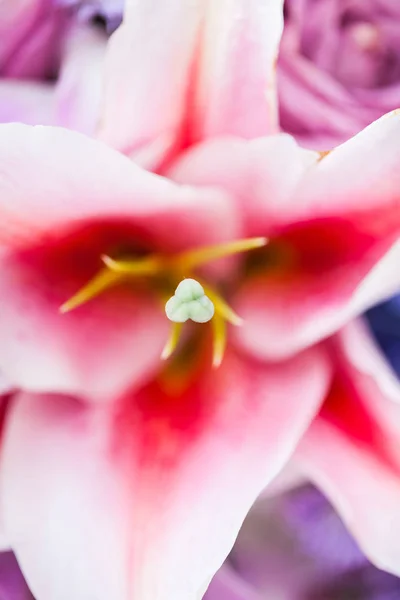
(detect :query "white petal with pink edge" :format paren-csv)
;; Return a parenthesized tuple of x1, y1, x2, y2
(97, 0, 204, 162)
(55, 24, 108, 136)
(193, 0, 284, 141)
(235, 109, 400, 359)
(296, 419, 400, 575)
(291, 110, 400, 221)
(296, 320, 400, 575)
(234, 238, 400, 361)
(2, 347, 330, 600)
(169, 123, 400, 360)
(168, 134, 319, 236)
(0, 124, 238, 254)
(0, 124, 239, 401)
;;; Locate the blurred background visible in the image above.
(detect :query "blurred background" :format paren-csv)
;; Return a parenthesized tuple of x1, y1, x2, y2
(1, 0, 400, 598)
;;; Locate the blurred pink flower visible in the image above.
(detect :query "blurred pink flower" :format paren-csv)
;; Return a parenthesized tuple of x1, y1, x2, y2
(0, 0, 109, 133)
(279, 0, 400, 149)
(0, 2, 399, 599)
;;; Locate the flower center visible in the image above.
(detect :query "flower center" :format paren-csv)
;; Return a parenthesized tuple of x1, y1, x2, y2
(60, 236, 267, 366)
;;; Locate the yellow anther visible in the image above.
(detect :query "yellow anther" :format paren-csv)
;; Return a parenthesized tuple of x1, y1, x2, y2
(211, 314, 227, 369)
(60, 236, 264, 369)
(60, 268, 122, 313)
(161, 322, 183, 361)
(102, 254, 162, 276)
(174, 237, 268, 270)
(61, 255, 161, 314)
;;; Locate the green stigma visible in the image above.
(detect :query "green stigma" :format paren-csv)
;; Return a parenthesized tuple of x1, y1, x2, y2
(165, 279, 215, 324)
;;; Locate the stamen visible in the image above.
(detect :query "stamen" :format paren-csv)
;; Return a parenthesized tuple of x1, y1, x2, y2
(60, 268, 122, 313)
(212, 314, 227, 368)
(60, 236, 264, 367)
(102, 254, 161, 276)
(61, 255, 162, 314)
(161, 322, 183, 360)
(175, 237, 268, 270)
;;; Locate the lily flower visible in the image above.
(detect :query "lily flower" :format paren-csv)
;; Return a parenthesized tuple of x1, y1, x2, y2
(0, 122, 332, 600)
(0, 2, 398, 599)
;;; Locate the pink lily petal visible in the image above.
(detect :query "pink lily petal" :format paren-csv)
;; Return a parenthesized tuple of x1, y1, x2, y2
(0, 124, 240, 252)
(234, 238, 400, 360)
(168, 134, 319, 236)
(288, 110, 400, 225)
(0, 123, 237, 251)
(233, 111, 400, 359)
(193, 0, 284, 141)
(265, 463, 307, 497)
(2, 347, 330, 600)
(169, 115, 400, 359)
(0, 124, 238, 400)
(296, 320, 400, 574)
(98, 0, 284, 163)
(0, 260, 169, 402)
(297, 420, 400, 575)
(98, 0, 204, 163)
(55, 25, 108, 136)
(0, 374, 15, 398)
(337, 319, 400, 407)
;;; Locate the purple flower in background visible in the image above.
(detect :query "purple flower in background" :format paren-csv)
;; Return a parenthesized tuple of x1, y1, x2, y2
(0, 0, 122, 132)
(1, 484, 400, 600)
(0, 552, 33, 600)
(279, 0, 400, 149)
(59, 0, 123, 32)
(206, 485, 400, 600)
